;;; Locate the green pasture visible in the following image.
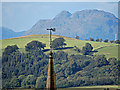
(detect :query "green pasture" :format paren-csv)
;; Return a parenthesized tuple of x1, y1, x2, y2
(57, 85, 119, 90)
(1, 34, 118, 59)
(76, 85, 119, 88)
(95, 45, 119, 59)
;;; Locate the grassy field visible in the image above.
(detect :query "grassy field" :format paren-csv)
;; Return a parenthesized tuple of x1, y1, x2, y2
(1, 34, 118, 59)
(1, 85, 119, 90)
(95, 45, 119, 59)
(76, 85, 119, 88)
(57, 85, 119, 90)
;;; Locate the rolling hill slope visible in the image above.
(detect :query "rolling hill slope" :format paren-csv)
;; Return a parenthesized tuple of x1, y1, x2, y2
(1, 34, 118, 59)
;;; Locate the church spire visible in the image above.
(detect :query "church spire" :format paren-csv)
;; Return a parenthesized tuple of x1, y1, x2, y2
(46, 28, 56, 90)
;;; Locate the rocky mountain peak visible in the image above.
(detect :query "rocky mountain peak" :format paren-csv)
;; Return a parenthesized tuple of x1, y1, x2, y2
(53, 10, 72, 20)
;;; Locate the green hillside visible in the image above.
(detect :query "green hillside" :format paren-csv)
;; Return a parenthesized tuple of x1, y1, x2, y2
(2, 34, 118, 88)
(1, 34, 118, 59)
(95, 45, 118, 59)
(68, 85, 119, 90)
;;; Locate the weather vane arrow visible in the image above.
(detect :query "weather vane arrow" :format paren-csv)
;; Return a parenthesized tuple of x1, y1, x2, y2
(47, 28, 56, 52)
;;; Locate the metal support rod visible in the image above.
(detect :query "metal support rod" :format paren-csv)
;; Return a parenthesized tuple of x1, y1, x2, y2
(50, 30, 52, 49)
(47, 28, 56, 51)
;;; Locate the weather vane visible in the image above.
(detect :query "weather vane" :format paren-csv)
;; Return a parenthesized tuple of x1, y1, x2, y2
(47, 28, 56, 51)
(46, 28, 56, 89)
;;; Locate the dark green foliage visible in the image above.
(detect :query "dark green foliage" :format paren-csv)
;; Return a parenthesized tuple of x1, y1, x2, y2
(51, 37, 66, 49)
(93, 55, 109, 67)
(36, 76, 46, 88)
(53, 51, 68, 62)
(21, 75, 36, 87)
(96, 39, 100, 42)
(109, 40, 120, 44)
(85, 43, 93, 51)
(110, 40, 114, 43)
(108, 57, 117, 65)
(18, 75, 26, 83)
(115, 40, 120, 44)
(74, 46, 80, 53)
(82, 43, 93, 55)
(99, 39, 102, 42)
(89, 37, 94, 41)
(75, 36, 79, 39)
(82, 47, 88, 55)
(2, 49, 47, 88)
(63, 43, 67, 47)
(56, 54, 118, 88)
(25, 40, 46, 51)
(104, 39, 108, 42)
(2, 42, 118, 88)
(3, 45, 19, 55)
(9, 78, 21, 88)
(2, 45, 19, 63)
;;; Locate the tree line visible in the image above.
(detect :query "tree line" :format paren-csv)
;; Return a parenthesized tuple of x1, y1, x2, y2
(75, 36, 120, 44)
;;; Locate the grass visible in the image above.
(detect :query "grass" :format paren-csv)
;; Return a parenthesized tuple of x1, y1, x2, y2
(1, 34, 118, 59)
(95, 45, 119, 59)
(75, 85, 119, 88)
(1, 85, 119, 90)
(57, 85, 119, 90)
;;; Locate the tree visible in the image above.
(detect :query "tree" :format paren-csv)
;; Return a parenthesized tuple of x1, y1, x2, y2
(99, 39, 102, 42)
(9, 78, 21, 88)
(89, 37, 94, 41)
(3, 45, 19, 55)
(41, 43, 46, 49)
(74, 46, 81, 53)
(75, 36, 79, 39)
(18, 75, 26, 83)
(25, 40, 46, 51)
(115, 40, 120, 44)
(36, 77, 41, 88)
(96, 39, 99, 42)
(82, 43, 93, 55)
(53, 51, 68, 61)
(63, 43, 67, 47)
(104, 39, 108, 42)
(36, 76, 46, 88)
(108, 57, 117, 65)
(110, 40, 114, 43)
(82, 47, 88, 55)
(52, 37, 66, 49)
(21, 75, 36, 87)
(94, 55, 109, 67)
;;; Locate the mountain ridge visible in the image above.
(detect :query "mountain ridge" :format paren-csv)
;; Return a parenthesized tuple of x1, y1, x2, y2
(53, 10, 72, 20)
(24, 9, 118, 41)
(1, 27, 25, 39)
(1, 9, 118, 40)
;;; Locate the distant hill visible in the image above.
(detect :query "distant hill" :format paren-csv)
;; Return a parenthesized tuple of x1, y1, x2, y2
(24, 9, 118, 41)
(1, 27, 25, 39)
